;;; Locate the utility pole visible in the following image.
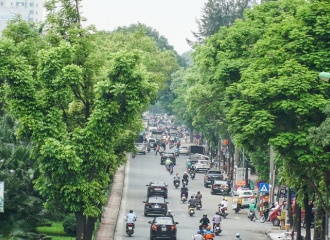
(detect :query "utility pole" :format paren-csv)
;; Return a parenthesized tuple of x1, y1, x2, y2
(269, 145, 275, 204)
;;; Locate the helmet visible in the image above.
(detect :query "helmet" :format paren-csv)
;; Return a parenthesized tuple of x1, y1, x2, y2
(215, 211, 219, 215)
(223, 198, 225, 200)
(184, 172, 187, 174)
(207, 226, 211, 230)
(176, 173, 179, 175)
(168, 210, 172, 213)
(225, 197, 228, 201)
(203, 213, 207, 216)
(197, 230, 201, 234)
(191, 196, 194, 198)
(129, 210, 133, 213)
(197, 191, 200, 194)
(236, 233, 240, 237)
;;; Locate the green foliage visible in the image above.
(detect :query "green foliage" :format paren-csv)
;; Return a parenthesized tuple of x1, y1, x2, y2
(62, 215, 76, 237)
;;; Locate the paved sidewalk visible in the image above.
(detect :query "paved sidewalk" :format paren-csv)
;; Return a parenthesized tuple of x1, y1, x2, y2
(95, 164, 126, 240)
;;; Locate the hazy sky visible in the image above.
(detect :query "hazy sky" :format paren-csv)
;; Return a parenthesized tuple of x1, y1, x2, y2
(80, 0, 207, 54)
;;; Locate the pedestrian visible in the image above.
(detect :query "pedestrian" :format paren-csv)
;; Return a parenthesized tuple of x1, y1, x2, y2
(155, 144, 160, 156)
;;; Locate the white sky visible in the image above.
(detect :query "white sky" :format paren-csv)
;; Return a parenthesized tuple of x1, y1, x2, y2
(80, 0, 207, 54)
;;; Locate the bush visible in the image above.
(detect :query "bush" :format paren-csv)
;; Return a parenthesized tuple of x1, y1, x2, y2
(62, 215, 76, 237)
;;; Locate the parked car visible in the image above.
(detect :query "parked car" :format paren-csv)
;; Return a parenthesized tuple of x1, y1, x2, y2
(143, 196, 168, 216)
(148, 216, 178, 239)
(195, 159, 210, 172)
(146, 181, 168, 198)
(160, 153, 176, 165)
(204, 170, 223, 187)
(178, 146, 189, 155)
(211, 180, 229, 195)
(135, 143, 146, 155)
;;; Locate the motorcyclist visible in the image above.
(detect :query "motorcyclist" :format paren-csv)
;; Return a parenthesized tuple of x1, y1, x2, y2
(204, 225, 215, 240)
(248, 202, 257, 221)
(195, 191, 203, 207)
(168, 161, 175, 172)
(165, 158, 173, 170)
(175, 146, 179, 157)
(173, 173, 180, 185)
(189, 165, 196, 173)
(219, 197, 228, 213)
(193, 230, 204, 240)
(125, 210, 137, 230)
(199, 213, 210, 230)
(164, 209, 174, 219)
(235, 233, 242, 240)
(212, 211, 221, 230)
(180, 184, 189, 199)
(182, 172, 189, 185)
(188, 195, 197, 209)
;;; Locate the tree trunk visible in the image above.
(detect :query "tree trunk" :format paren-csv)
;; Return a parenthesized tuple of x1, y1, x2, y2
(76, 211, 86, 240)
(293, 197, 302, 240)
(303, 191, 311, 240)
(288, 189, 293, 228)
(85, 216, 96, 240)
(313, 205, 323, 240)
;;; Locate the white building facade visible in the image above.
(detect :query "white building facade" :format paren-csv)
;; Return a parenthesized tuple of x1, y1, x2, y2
(0, 0, 44, 34)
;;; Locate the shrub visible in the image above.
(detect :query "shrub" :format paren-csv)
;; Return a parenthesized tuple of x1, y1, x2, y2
(62, 215, 76, 237)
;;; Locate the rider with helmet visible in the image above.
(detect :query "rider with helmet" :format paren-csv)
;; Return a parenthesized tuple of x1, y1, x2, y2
(188, 195, 197, 209)
(195, 191, 203, 207)
(125, 210, 137, 230)
(235, 233, 242, 240)
(199, 213, 210, 230)
(212, 211, 221, 230)
(180, 184, 189, 199)
(173, 172, 180, 184)
(204, 225, 215, 240)
(193, 230, 204, 240)
(165, 209, 174, 219)
(182, 172, 189, 185)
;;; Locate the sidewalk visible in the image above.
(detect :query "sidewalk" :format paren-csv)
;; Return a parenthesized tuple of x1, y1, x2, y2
(95, 164, 126, 240)
(266, 229, 313, 240)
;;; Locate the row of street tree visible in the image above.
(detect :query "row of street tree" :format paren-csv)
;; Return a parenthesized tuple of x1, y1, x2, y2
(161, 0, 330, 239)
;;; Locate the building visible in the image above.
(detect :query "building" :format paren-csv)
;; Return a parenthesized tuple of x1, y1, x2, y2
(0, 0, 44, 34)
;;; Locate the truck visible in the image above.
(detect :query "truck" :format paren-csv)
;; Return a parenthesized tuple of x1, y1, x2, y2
(151, 131, 163, 142)
(189, 145, 205, 155)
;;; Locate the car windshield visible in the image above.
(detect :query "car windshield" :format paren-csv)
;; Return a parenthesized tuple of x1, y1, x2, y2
(147, 197, 165, 203)
(154, 218, 174, 225)
(214, 181, 227, 185)
(198, 160, 208, 165)
(150, 182, 165, 187)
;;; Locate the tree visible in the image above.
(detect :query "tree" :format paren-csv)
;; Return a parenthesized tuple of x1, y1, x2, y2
(189, 0, 257, 45)
(1, 1, 168, 239)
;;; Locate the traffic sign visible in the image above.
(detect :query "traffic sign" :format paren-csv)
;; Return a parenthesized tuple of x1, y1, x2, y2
(257, 181, 266, 189)
(259, 183, 269, 193)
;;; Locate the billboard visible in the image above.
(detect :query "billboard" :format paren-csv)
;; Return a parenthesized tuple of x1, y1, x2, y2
(0, 181, 4, 212)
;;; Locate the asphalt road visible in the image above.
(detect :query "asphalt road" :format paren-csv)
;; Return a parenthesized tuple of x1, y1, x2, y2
(115, 148, 274, 240)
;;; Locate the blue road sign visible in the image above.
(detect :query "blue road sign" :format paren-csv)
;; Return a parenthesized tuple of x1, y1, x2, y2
(259, 183, 269, 193)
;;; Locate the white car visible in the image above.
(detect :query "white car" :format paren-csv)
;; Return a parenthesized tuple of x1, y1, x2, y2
(179, 146, 189, 155)
(194, 160, 210, 172)
(135, 143, 147, 155)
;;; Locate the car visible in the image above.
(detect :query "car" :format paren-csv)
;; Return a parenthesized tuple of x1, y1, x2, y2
(204, 170, 223, 187)
(211, 180, 229, 195)
(194, 159, 210, 172)
(135, 143, 147, 155)
(146, 181, 168, 198)
(148, 138, 157, 150)
(143, 196, 168, 216)
(178, 146, 189, 155)
(160, 153, 176, 165)
(236, 190, 255, 208)
(148, 216, 178, 239)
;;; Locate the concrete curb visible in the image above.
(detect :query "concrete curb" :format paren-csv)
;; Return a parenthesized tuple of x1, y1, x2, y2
(95, 163, 126, 240)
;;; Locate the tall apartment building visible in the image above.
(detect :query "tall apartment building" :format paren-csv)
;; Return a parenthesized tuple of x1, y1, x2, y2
(0, 0, 44, 34)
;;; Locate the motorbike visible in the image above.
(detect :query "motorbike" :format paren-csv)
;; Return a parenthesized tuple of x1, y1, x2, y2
(147, 145, 151, 153)
(214, 223, 222, 236)
(259, 208, 271, 223)
(182, 179, 188, 186)
(188, 206, 195, 216)
(181, 194, 187, 203)
(189, 171, 196, 180)
(175, 151, 179, 157)
(132, 152, 136, 159)
(174, 180, 180, 188)
(169, 167, 173, 175)
(218, 205, 229, 219)
(248, 210, 255, 221)
(196, 201, 202, 210)
(126, 222, 135, 236)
